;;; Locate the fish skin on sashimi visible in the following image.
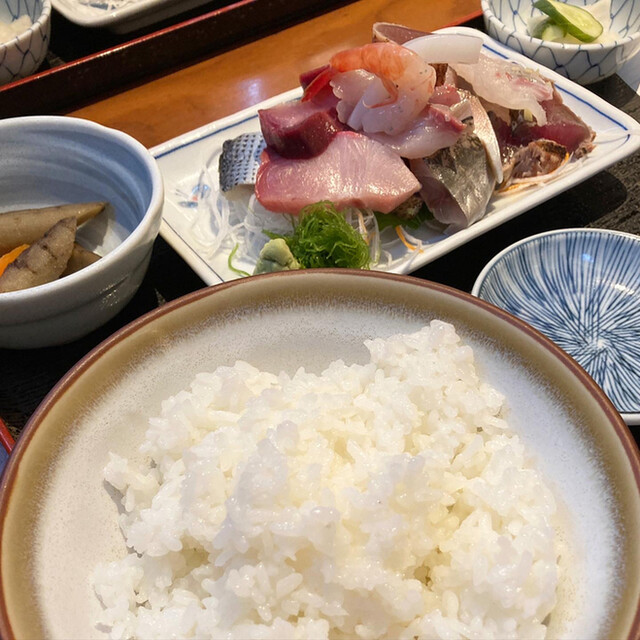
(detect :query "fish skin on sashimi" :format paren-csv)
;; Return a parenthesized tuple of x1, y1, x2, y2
(410, 130, 495, 231)
(255, 131, 421, 214)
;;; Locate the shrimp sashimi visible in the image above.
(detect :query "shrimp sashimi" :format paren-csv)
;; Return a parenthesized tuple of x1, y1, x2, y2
(331, 70, 398, 132)
(329, 42, 436, 136)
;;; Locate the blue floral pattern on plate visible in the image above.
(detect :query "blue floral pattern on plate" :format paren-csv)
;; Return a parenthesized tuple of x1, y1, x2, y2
(473, 228, 640, 422)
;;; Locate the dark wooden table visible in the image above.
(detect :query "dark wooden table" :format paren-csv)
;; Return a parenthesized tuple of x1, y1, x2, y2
(1, 6, 639, 449)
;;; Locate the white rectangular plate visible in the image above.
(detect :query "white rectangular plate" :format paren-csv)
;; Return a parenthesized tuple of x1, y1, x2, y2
(152, 26, 640, 285)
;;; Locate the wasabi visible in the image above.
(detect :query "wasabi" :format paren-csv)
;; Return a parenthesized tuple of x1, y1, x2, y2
(253, 238, 302, 274)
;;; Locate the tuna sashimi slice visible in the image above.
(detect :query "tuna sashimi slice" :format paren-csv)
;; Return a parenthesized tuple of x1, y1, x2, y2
(512, 89, 595, 156)
(258, 100, 343, 159)
(255, 131, 421, 214)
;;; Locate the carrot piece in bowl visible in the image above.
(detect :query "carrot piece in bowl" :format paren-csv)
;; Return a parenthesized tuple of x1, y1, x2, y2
(0, 244, 29, 278)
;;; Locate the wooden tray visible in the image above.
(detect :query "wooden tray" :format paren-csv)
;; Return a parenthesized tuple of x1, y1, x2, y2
(0, 0, 360, 118)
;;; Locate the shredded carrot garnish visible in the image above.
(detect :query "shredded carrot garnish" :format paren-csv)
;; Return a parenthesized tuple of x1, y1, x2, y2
(395, 226, 418, 252)
(0, 244, 28, 277)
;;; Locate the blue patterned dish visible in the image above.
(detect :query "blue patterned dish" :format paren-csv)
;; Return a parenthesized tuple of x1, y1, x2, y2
(473, 228, 640, 424)
(0, 0, 50, 85)
(482, 0, 640, 84)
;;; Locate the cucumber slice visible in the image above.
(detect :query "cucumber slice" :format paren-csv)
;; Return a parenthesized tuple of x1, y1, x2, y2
(531, 17, 567, 41)
(533, 0, 603, 42)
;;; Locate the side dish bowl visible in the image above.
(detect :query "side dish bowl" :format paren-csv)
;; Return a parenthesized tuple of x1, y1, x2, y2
(472, 228, 640, 425)
(0, 270, 639, 639)
(0, 0, 51, 85)
(482, 0, 640, 84)
(0, 115, 164, 349)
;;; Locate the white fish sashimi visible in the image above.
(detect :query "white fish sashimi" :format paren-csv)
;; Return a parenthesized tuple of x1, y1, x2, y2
(255, 131, 421, 214)
(451, 54, 554, 125)
(365, 103, 466, 159)
(331, 71, 467, 159)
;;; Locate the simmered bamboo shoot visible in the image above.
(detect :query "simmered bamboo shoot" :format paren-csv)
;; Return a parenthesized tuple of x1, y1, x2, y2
(0, 202, 106, 255)
(0, 218, 77, 293)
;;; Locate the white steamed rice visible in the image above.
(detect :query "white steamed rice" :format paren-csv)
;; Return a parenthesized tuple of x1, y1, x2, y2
(93, 321, 559, 639)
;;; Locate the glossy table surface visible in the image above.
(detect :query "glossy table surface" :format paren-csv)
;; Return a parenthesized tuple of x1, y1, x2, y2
(1, 0, 639, 451)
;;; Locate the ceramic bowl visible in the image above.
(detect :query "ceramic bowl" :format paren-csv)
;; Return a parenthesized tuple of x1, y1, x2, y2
(472, 228, 640, 425)
(0, 0, 51, 85)
(0, 270, 639, 638)
(0, 115, 164, 349)
(482, 0, 640, 84)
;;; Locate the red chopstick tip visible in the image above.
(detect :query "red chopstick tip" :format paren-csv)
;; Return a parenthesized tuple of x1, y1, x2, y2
(0, 417, 14, 454)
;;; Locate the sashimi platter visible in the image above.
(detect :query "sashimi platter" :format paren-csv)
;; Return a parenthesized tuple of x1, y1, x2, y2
(153, 25, 640, 284)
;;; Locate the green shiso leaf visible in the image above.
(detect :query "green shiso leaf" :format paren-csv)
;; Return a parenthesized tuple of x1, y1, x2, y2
(274, 201, 370, 270)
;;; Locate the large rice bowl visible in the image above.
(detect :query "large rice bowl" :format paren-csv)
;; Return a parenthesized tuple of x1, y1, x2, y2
(93, 321, 564, 639)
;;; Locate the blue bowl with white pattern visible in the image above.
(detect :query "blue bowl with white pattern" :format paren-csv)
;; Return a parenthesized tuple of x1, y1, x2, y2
(482, 0, 640, 84)
(0, 0, 50, 85)
(472, 228, 640, 425)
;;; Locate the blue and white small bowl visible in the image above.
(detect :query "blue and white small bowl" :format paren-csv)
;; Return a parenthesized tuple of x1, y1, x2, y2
(0, 0, 51, 85)
(482, 0, 640, 84)
(472, 228, 640, 425)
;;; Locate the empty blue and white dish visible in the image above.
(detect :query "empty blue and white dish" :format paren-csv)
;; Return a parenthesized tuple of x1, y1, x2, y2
(472, 228, 640, 425)
(482, 0, 640, 84)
